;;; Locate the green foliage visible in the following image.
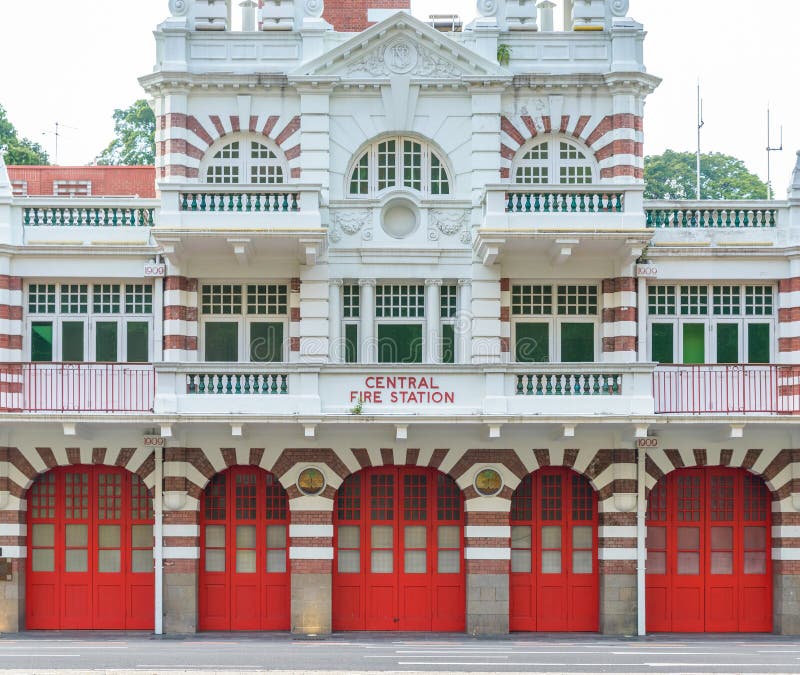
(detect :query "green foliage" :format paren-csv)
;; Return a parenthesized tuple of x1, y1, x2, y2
(497, 43, 511, 66)
(644, 149, 768, 200)
(96, 99, 156, 166)
(0, 104, 50, 165)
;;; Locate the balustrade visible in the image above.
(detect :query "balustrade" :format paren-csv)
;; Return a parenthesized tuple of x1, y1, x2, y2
(186, 372, 288, 395)
(505, 191, 624, 213)
(646, 206, 777, 228)
(23, 206, 154, 227)
(179, 191, 299, 213)
(515, 372, 621, 396)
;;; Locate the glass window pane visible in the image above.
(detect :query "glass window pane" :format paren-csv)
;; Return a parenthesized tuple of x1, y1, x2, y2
(66, 524, 88, 547)
(345, 323, 358, 363)
(266, 525, 286, 549)
(98, 525, 120, 548)
(377, 324, 423, 363)
(31, 322, 54, 362)
(437, 525, 459, 549)
(573, 525, 592, 549)
(266, 549, 286, 573)
(541, 525, 561, 548)
(438, 549, 459, 574)
(371, 525, 393, 549)
(132, 525, 153, 548)
(98, 549, 121, 573)
(572, 550, 593, 574)
(711, 551, 733, 575)
(542, 550, 562, 574)
(716, 323, 739, 363)
(132, 549, 154, 573)
(338, 550, 360, 573)
(32, 549, 55, 572)
(65, 549, 88, 573)
(511, 525, 532, 549)
(711, 526, 733, 549)
(250, 322, 283, 362)
(682, 323, 705, 364)
(511, 549, 531, 573)
(95, 322, 118, 362)
(646, 551, 666, 575)
(371, 550, 393, 573)
(677, 526, 700, 550)
(651, 323, 674, 364)
(236, 525, 256, 548)
(442, 323, 455, 364)
(205, 549, 225, 572)
(748, 323, 770, 364)
(516, 323, 549, 362)
(744, 551, 766, 575)
(646, 526, 666, 550)
(405, 525, 426, 548)
(236, 550, 257, 573)
(205, 322, 238, 362)
(338, 525, 360, 549)
(126, 322, 149, 363)
(744, 526, 766, 550)
(404, 550, 426, 573)
(205, 525, 226, 548)
(677, 551, 700, 575)
(62, 321, 85, 362)
(560, 323, 594, 362)
(32, 523, 55, 547)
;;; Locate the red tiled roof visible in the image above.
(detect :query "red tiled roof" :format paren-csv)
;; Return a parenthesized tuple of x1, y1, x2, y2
(6, 166, 156, 198)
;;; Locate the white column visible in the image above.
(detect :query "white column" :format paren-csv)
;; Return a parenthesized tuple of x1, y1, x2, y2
(425, 280, 442, 364)
(328, 279, 343, 363)
(154, 445, 164, 635)
(636, 444, 646, 636)
(458, 279, 473, 364)
(637, 277, 647, 363)
(360, 279, 376, 364)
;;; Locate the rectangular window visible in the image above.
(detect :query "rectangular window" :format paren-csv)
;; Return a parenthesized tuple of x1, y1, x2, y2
(745, 286, 773, 316)
(31, 321, 53, 362)
(680, 286, 708, 316)
(440, 285, 457, 319)
(748, 323, 770, 364)
(205, 323, 238, 362)
(350, 155, 370, 195)
(93, 284, 121, 314)
(378, 324, 422, 363)
(95, 322, 118, 362)
(377, 140, 396, 191)
(716, 323, 739, 363)
(682, 323, 705, 364)
(403, 140, 422, 191)
(512, 285, 552, 316)
(651, 323, 674, 364)
(713, 286, 741, 316)
(29, 284, 56, 314)
(375, 284, 425, 318)
(345, 323, 358, 363)
(560, 323, 594, 362)
(202, 284, 242, 315)
(343, 285, 360, 319)
(648, 286, 676, 316)
(126, 322, 149, 363)
(61, 284, 88, 314)
(557, 285, 598, 316)
(249, 322, 283, 362)
(125, 284, 153, 314)
(246, 284, 287, 316)
(442, 324, 455, 364)
(62, 321, 85, 362)
(515, 323, 549, 362)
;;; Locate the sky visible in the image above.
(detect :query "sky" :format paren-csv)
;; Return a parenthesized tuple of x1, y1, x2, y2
(1, 0, 798, 195)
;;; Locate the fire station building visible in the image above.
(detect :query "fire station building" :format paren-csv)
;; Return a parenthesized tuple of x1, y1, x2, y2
(1, 0, 800, 636)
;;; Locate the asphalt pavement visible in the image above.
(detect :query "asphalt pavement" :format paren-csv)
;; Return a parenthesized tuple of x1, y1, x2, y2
(1, 632, 800, 674)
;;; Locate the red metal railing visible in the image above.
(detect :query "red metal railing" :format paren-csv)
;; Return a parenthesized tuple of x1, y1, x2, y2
(0, 363, 155, 413)
(653, 364, 800, 414)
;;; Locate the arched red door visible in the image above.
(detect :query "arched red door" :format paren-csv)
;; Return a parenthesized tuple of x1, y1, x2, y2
(510, 467, 599, 631)
(646, 467, 772, 632)
(198, 467, 289, 630)
(26, 465, 154, 630)
(333, 466, 464, 631)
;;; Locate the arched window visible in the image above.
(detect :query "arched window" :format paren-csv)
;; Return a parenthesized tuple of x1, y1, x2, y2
(203, 136, 286, 185)
(347, 136, 451, 197)
(514, 138, 594, 185)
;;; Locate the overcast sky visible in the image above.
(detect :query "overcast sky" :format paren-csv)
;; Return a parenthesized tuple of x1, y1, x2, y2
(1, 0, 797, 195)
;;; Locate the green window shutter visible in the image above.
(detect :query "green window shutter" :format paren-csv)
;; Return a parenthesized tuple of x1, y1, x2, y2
(650, 324, 674, 364)
(515, 323, 549, 362)
(345, 324, 358, 363)
(377, 324, 422, 363)
(442, 324, 455, 364)
(747, 323, 770, 364)
(205, 322, 238, 362)
(715, 323, 739, 364)
(62, 322, 85, 362)
(682, 323, 705, 364)
(250, 322, 283, 362)
(560, 323, 593, 362)
(95, 322, 119, 362)
(31, 322, 54, 362)
(126, 322, 149, 363)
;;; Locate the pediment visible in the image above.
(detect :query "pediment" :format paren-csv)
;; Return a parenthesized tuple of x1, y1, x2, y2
(290, 13, 510, 82)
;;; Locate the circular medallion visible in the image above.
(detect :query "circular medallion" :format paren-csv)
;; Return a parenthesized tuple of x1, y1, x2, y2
(381, 197, 419, 239)
(297, 467, 326, 496)
(474, 468, 503, 497)
(384, 41, 418, 74)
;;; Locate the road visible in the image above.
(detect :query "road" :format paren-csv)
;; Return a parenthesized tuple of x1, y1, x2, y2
(1, 633, 800, 673)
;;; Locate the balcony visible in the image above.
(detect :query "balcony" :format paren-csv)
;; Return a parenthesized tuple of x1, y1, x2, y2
(653, 364, 800, 415)
(0, 363, 155, 413)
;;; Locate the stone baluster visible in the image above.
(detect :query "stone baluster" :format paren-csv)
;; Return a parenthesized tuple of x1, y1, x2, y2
(239, 0, 257, 30)
(536, 0, 554, 31)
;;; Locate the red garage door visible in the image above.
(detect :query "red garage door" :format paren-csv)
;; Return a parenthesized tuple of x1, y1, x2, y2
(510, 467, 599, 632)
(646, 468, 772, 632)
(333, 467, 464, 631)
(199, 467, 289, 631)
(27, 466, 154, 630)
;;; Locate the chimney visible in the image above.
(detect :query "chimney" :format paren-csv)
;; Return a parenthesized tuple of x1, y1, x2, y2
(324, 0, 410, 32)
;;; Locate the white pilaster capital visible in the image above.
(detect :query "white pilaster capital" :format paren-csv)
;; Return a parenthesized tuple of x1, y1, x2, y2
(425, 279, 443, 288)
(458, 279, 472, 288)
(329, 278, 344, 288)
(358, 278, 376, 288)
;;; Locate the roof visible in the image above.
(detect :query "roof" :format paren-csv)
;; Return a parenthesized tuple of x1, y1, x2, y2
(6, 166, 156, 198)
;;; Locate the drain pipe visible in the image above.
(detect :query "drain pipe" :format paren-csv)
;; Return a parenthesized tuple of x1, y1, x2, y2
(154, 445, 164, 635)
(636, 443, 646, 636)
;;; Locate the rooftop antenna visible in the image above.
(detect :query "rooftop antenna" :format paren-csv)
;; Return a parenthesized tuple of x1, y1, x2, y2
(696, 81, 704, 200)
(766, 106, 783, 200)
(41, 122, 77, 165)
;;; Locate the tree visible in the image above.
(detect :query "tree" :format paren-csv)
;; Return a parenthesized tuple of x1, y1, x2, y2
(644, 150, 768, 200)
(96, 99, 156, 166)
(0, 104, 50, 165)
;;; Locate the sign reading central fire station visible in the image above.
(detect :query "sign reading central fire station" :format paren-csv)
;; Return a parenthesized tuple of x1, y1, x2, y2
(350, 376, 455, 405)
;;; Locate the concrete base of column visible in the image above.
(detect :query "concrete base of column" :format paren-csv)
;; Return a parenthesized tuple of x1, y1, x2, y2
(291, 572, 331, 635)
(164, 560, 198, 634)
(774, 571, 800, 635)
(599, 571, 637, 635)
(0, 559, 24, 632)
(466, 572, 509, 635)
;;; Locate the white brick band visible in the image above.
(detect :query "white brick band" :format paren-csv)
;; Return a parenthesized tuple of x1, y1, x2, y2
(464, 547, 510, 560)
(289, 524, 333, 538)
(289, 546, 334, 560)
(464, 526, 510, 538)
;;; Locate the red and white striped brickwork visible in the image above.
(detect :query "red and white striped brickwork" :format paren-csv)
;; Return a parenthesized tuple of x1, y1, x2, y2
(602, 277, 637, 362)
(155, 113, 301, 180)
(163, 277, 198, 362)
(779, 277, 800, 364)
(500, 113, 644, 182)
(499, 277, 510, 358)
(289, 277, 301, 356)
(0, 275, 22, 362)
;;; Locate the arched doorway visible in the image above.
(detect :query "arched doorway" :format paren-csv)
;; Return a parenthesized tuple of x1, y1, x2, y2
(509, 466, 599, 631)
(26, 465, 154, 629)
(646, 467, 772, 632)
(332, 466, 465, 631)
(198, 466, 289, 630)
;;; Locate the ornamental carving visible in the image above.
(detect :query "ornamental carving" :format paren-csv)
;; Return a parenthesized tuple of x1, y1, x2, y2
(384, 41, 418, 74)
(346, 45, 460, 78)
(304, 0, 324, 18)
(330, 209, 372, 243)
(607, 0, 630, 17)
(476, 0, 499, 17)
(428, 209, 470, 244)
(168, 0, 189, 16)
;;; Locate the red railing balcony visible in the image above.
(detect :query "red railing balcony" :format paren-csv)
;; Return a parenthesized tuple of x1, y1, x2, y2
(653, 364, 800, 415)
(0, 363, 155, 413)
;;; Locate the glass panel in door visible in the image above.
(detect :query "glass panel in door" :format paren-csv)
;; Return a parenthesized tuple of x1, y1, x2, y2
(715, 323, 739, 364)
(682, 323, 705, 364)
(95, 322, 118, 362)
